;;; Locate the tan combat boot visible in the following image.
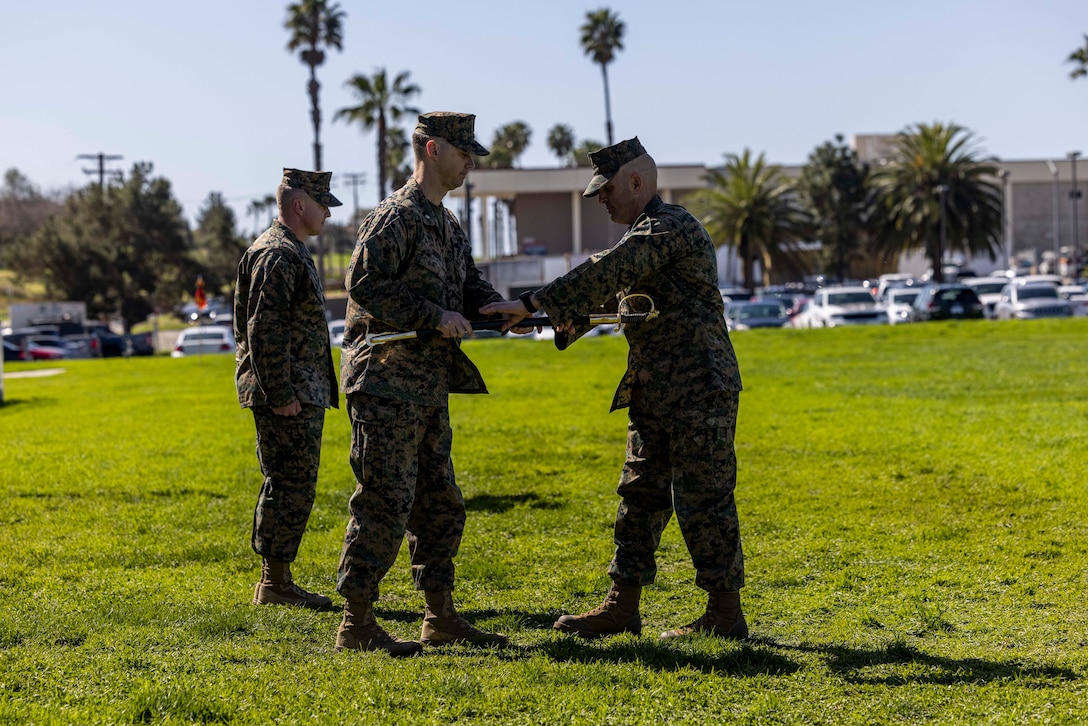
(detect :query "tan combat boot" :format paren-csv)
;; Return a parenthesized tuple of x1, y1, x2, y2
(659, 590, 748, 640)
(553, 582, 642, 638)
(252, 559, 333, 611)
(420, 591, 507, 647)
(335, 600, 423, 657)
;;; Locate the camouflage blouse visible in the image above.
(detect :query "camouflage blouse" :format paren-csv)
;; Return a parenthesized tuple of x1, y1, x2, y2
(234, 220, 338, 410)
(340, 180, 504, 406)
(537, 195, 742, 412)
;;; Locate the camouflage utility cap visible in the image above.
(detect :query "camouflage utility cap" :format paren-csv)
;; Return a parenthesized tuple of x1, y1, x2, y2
(415, 112, 490, 156)
(583, 137, 648, 197)
(282, 168, 343, 207)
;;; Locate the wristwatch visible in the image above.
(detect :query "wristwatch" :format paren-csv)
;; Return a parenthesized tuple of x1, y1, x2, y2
(518, 290, 538, 314)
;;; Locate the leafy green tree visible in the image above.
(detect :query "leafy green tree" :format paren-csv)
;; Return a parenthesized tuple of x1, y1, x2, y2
(335, 68, 421, 202)
(869, 122, 1003, 283)
(17, 163, 192, 330)
(477, 121, 532, 169)
(285, 0, 345, 171)
(580, 8, 624, 146)
(193, 192, 247, 297)
(796, 135, 872, 281)
(0, 168, 62, 267)
(1068, 34, 1088, 80)
(687, 150, 813, 290)
(570, 139, 605, 167)
(547, 124, 575, 166)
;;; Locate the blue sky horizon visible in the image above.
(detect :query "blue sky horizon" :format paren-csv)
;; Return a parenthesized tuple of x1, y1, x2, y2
(5, 0, 1086, 230)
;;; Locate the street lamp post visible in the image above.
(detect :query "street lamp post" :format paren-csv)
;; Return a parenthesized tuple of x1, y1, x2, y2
(1068, 151, 1082, 280)
(934, 184, 949, 283)
(1046, 160, 1061, 267)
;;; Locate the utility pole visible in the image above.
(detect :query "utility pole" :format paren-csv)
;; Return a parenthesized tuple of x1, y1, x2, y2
(339, 173, 366, 229)
(335, 173, 366, 281)
(77, 153, 123, 188)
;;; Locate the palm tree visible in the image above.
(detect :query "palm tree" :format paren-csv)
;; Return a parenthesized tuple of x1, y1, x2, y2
(580, 8, 624, 146)
(493, 121, 532, 167)
(687, 150, 813, 290)
(284, 0, 345, 171)
(246, 195, 277, 236)
(571, 139, 605, 167)
(547, 124, 575, 166)
(869, 122, 1003, 283)
(335, 68, 421, 203)
(796, 135, 872, 281)
(475, 146, 515, 169)
(1068, 34, 1088, 80)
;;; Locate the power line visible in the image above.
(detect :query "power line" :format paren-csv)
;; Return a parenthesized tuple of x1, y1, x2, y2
(76, 153, 123, 188)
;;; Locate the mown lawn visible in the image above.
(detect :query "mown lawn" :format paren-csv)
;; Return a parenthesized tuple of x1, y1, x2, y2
(1, 318, 1087, 724)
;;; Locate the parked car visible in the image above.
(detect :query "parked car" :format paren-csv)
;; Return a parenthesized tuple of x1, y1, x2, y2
(752, 287, 805, 315)
(1057, 285, 1088, 317)
(876, 273, 917, 301)
(25, 334, 84, 359)
(792, 286, 886, 328)
(1014, 274, 1063, 288)
(785, 299, 815, 329)
(883, 287, 920, 325)
(962, 276, 1013, 319)
(908, 283, 985, 322)
(124, 332, 156, 356)
(328, 319, 346, 346)
(726, 301, 791, 330)
(171, 325, 237, 357)
(83, 323, 126, 357)
(993, 283, 1074, 320)
(177, 299, 231, 323)
(3, 338, 25, 361)
(717, 286, 752, 306)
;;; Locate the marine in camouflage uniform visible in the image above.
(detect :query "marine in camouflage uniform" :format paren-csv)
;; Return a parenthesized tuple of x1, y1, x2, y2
(235, 168, 340, 611)
(335, 113, 507, 656)
(482, 137, 748, 640)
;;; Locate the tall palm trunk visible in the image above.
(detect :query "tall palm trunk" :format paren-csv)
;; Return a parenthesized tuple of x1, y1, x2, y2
(376, 111, 387, 203)
(306, 46, 324, 286)
(307, 57, 322, 171)
(600, 63, 614, 146)
(741, 233, 754, 291)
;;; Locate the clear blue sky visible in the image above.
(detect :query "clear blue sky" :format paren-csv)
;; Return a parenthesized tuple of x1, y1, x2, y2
(4, 0, 1086, 231)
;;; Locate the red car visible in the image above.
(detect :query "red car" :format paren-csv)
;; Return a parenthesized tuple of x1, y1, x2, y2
(2, 338, 66, 361)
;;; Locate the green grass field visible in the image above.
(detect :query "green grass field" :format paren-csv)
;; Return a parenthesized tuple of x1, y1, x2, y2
(2, 319, 1087, 724)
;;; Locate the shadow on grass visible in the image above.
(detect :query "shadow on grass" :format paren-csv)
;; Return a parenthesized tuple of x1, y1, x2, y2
(765, 638, 1079, 686)
(532, 636, 800, 675)
(0, 397, 46, 409)
(384, 607, 1080, 685)
(464, 492, 562, 513)
(375, 606, 424, 624)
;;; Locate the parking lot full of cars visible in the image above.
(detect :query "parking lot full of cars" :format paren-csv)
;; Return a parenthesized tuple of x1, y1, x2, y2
(717, 268, 1085, 332)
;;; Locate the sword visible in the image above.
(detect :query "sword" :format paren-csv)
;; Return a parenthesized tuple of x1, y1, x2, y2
(365, 312, 656, 346)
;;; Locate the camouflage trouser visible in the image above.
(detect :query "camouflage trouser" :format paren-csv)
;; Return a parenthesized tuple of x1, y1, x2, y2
(336, 393, 466, 603)
(608, 390, 745, 592)
(250, 403, 325, 562)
